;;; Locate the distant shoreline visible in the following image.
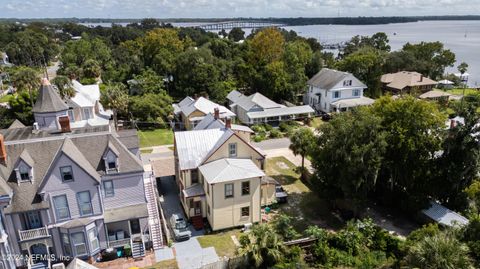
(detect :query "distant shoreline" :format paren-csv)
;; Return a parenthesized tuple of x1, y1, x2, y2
(1, 15, 480, 26)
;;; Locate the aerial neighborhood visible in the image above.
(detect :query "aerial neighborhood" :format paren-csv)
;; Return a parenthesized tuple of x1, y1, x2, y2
(0, 16, 479, 269)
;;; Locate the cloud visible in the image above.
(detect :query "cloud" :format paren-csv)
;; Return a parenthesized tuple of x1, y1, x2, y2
(1, 0, 479, 18)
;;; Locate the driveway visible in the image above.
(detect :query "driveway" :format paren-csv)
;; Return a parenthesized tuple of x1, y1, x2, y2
(140, 146, 174, 165)
(157, 174, 219, 268)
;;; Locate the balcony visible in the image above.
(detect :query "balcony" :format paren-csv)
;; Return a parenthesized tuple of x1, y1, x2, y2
(18, 226, 50, 241)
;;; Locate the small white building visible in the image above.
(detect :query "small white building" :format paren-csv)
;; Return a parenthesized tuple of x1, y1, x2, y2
(305, 68, 374, 113)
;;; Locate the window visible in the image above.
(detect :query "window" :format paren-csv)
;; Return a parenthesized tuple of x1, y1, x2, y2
(353, 89, 361, 97)
(191, 169, 198, 184)
(77, 191, 93, 216)
(67, 110, 75, 122)
(242, 181, 250, 196)
(228, 143, 237, 157)
(334, 91, 341, 99)
(343, 80, 352, 86)
(103, 180, 114, 197)
(71, 232, 87, 256)
(87, 228, 100, 252)
(60, 166, 74, 182)
(53, 195, 70, 220)
(106, 154, 116, 170)
(19, 166, 30, 181)
(225, 184, 234, 198)
(61, 233, 72, 256)
(241, 206, 249, 217)
(83, 108, 92, 119)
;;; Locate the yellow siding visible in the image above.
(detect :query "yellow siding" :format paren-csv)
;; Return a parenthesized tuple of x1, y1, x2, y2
(184, 110, 206, 130)
(261, 184, 276, 206)
(205, 135, 263, 168)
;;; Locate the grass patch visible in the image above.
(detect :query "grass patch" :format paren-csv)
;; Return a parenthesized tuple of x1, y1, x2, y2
(197, 229, 241, 258)
(138, 128, 174, 148)
(266, 157, 309, 193)
(143, 259, 178, 269)
(140, 149, 153, 154)
(0, 94, 13, 103)
(309, 117, 324, 129)
(446, 88, 478, 95)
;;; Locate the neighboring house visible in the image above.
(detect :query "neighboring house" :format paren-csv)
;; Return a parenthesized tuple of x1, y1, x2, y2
(381, 71, 437, 95)
(421, 201, 469, 227)
(33, 79, 111, 131)
(227, 90, 314, 125)
(0, 79, 158, 268)
(193, 109, 253, 142)
(305, 68, 374, 113)
(0, 52, 13, 67)
(173, 96, 235, 130)
(174, 125, 269, 231)
(419, 90, 452, 101)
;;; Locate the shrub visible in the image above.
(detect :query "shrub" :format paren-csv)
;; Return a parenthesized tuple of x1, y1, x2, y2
(264, 123, 273, 131)
(251, 124, 265, 133)
(253, 134, 265, 142)
(269, 128, 283, 138)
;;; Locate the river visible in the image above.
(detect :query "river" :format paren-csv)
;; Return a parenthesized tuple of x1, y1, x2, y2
(80, 20, 480, 86)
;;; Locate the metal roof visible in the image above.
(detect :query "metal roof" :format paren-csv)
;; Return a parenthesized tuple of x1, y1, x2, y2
(422, 201, 469, 227)
(174, 128, 235, 170)
(183, 184, 205, 197)
(104, 203, 148, 223)
(199, 158, 265, 184)
(194, 113, 253, 133)
(330, 97, 375, 108)
(246, 105, 314, 119)
(234, 92, 283, 111)
(175, 96, 235, 118)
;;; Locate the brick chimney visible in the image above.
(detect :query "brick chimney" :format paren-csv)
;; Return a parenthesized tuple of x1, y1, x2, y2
(0, 134, 6, 164)
(214, 108, 220, 120)
(225, 117, 232, 129)
(450, 119, 456, 129)
(58, 116, 71, 133)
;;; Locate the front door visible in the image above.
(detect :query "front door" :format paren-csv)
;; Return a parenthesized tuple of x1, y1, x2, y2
(194, 201, 201, 216)
(26, 211, 42, 229)
(130, 219, 141, 234)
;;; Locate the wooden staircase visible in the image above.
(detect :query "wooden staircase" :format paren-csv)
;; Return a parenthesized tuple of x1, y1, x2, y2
(144, 171, 164, 250)
(191, 215, 204, 230)
(131, 240, 145, 259)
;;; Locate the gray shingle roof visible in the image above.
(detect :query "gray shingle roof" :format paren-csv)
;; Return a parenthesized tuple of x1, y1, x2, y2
(233, 92, 283, 111)
(32, 81, 69, 113)
(8, 119, 25, 129)
(199, 158, 265, 183)
(0, 130, 143, 214)
(116, 129, 140, 150)
(307, 68, 366, 90)
(194, 113, 253, 133)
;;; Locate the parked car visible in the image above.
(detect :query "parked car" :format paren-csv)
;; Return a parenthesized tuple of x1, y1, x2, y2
(275, 185, 288, 203)
(170, 214, 191, 241)
(321, 112, 332, 121)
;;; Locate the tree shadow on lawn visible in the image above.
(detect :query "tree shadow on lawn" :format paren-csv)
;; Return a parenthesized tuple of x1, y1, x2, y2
(271, 174, 298, 186)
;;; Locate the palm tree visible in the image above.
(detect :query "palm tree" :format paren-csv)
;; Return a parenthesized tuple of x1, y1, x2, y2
(405, 231, 474, 269)
(238, 224, 284, 268)
(289, 128, 316, 179)
(52, 76, 75, 99)
(100, 83, 129, 130)
(11, 67, 40, 107)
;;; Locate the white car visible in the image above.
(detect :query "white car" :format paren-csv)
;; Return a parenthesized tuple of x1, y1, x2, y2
(170, 214, 191, 241)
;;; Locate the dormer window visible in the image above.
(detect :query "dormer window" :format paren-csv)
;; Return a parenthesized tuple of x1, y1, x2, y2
(60, 166, 74, 182)
(19, 166, 30, 181)
(106, 154, 117, 171)
(343, 80, 352, 86)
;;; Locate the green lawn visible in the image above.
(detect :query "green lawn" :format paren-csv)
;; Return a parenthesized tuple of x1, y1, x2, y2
(143, 259, 178, 269)
(197, 229, 241, 258)
(138, 129, 174, 148)
(0, 94, 13, 103)
(309, 117, 324, 129)
(266, 157, 309, 193)
(446, 88, 478, 95)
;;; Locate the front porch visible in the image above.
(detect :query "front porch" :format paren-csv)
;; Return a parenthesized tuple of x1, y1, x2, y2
(330, 96, 375, 112)
(181, 184, 206, 230)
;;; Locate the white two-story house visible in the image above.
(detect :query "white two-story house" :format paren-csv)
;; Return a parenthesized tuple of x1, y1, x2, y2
(305, 68, 374, 113)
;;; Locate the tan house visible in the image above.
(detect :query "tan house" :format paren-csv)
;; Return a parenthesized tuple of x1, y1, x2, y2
(174, 123, 267, 231)
(173, 96, 236, 130)
(381, 71, 437, 95)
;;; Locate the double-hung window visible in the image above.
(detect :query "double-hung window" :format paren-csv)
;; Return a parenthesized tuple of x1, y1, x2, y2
(77, 191, 93, 216)
(242, 181, 250, 196)
(60, 166, 74, 182)
(83, 108, 92, 119)
(103, 181, 114, 197)
(241, 206, 250, 217)
(61, 233, 72, 256)
(106, 155, 117, 170)
(353, 89, 361, 97)
(225, 183, 234, 199)
(19, 166, 30, 181)
(53, 195, 70, 220)
(228, 143, 237, 157)
(71, 232, 87, 256)
(87, 228, 100, 252)
(334, 91, 341, 99)
(68, 110, 75, 122)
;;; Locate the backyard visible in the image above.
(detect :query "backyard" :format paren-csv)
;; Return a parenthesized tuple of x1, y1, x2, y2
(143, 259, 178, 269)
(197, 229, 242, 258)
(138, 128, 174, 148)
(266, 157, 344, 231)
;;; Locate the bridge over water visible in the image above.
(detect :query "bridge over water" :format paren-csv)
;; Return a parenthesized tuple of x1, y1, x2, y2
(198, 21, 285, 30)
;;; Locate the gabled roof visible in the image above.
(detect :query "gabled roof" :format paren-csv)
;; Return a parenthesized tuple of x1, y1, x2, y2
(32, 79, 69, 113)
(307, 68, 367, 90)
(381, 71, 437, 91)
(18, 149, 35, 168)
(104, 139, 120, 157)
(174, 96, 235, 118)
(8, 119, 25, 129)
(70, 80, 100, 107)
(232, 91, 283, 111)
(174, 128, 235, 170)
(199, 158, 265, 183)
(194, 113, 253, 133)
(226, 90, 243, 103)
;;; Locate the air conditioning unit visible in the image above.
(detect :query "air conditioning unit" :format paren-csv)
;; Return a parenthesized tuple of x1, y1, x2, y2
(33, 122, 39, 130)
(52, 263, 65, 269)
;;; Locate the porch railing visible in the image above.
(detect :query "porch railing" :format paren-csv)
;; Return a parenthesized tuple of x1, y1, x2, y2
(108, 238, 131, 248)
(18, 226, 50, 241)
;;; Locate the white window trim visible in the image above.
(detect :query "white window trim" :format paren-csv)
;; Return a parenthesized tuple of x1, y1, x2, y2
(228, 143, 237, 157)
(87, 228, 100, 252)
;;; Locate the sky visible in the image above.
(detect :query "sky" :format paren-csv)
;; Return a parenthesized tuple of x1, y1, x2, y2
(2, 0, 480, 18)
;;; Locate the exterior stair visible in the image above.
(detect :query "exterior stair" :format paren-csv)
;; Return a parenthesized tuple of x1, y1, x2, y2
(144, 171, 164, 250)
(191, 215, 204, 230)
(131, 241, 145, 259)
